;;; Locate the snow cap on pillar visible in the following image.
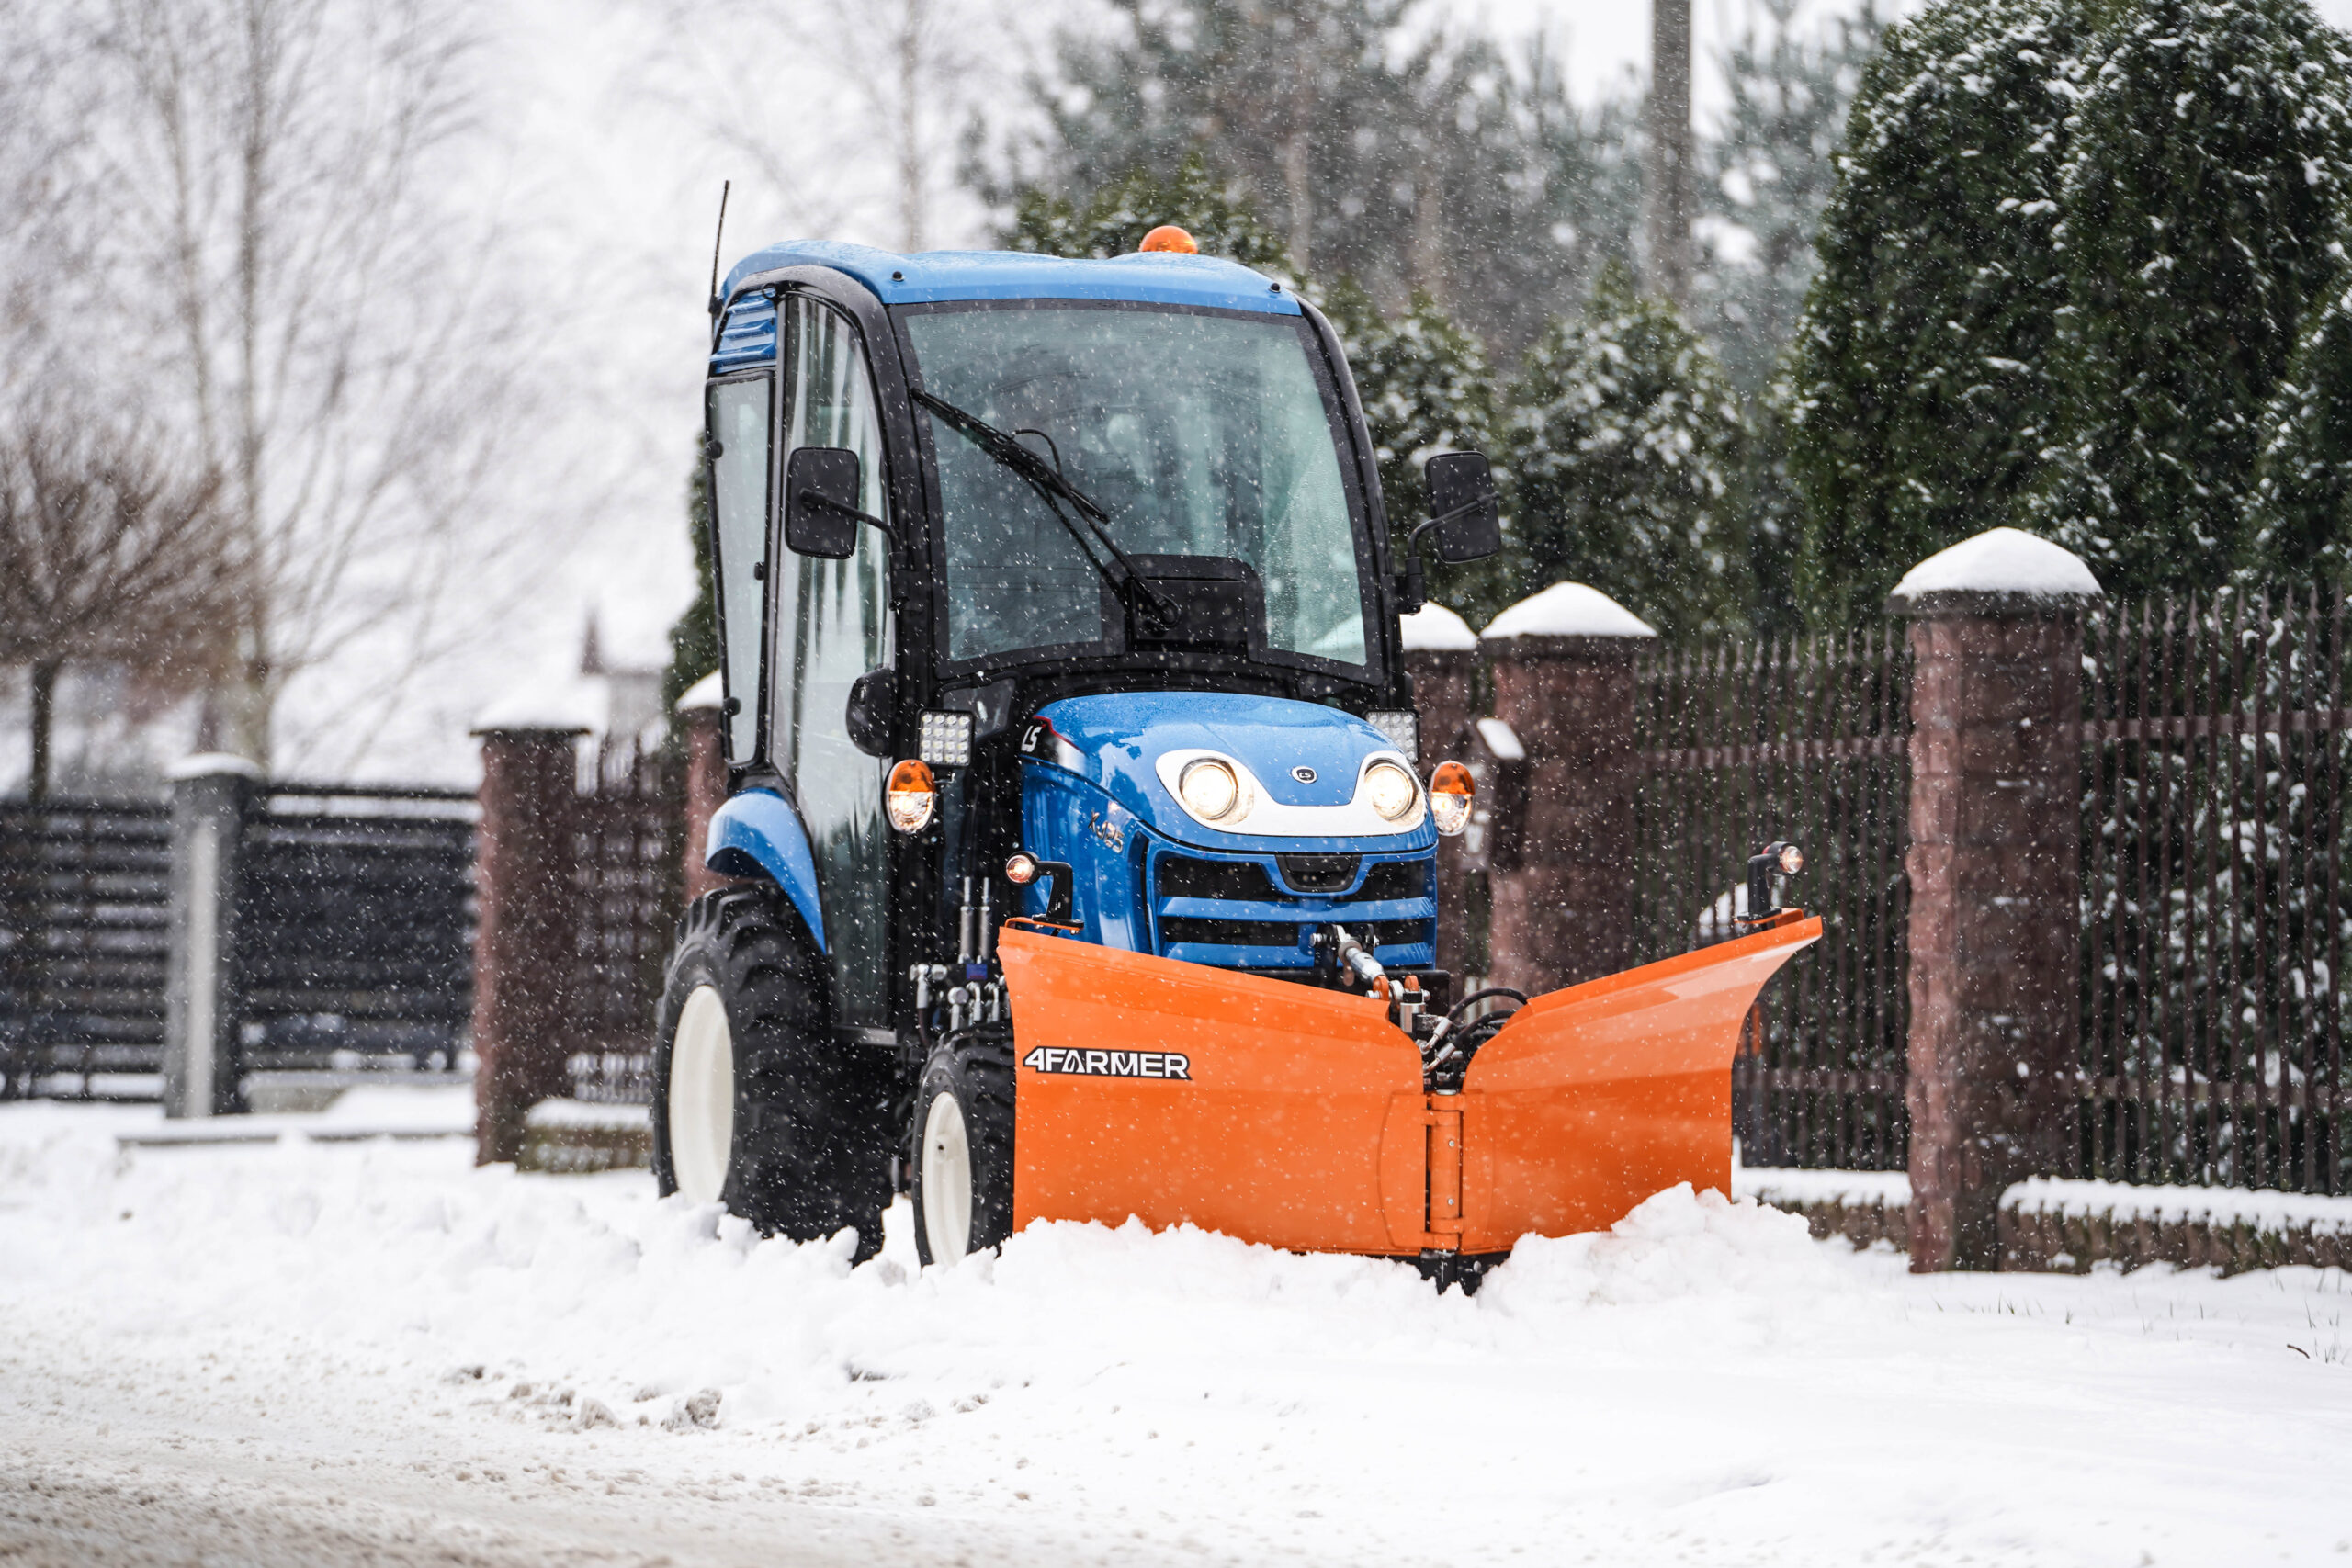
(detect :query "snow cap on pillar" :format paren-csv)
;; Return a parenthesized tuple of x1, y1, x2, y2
(1887, 526, 2102, 617)
(1480, 581, 1657, 643)
(1400, 603, 1478, 651)
(165, 752, 264, 782)
(674, 670, 725, 712)
(470, 671, 597, 736)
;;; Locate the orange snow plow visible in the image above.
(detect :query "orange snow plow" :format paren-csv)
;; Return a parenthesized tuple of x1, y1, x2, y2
(996, 910, 1821, 1260)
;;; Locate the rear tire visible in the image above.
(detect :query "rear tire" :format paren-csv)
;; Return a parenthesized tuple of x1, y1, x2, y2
(652, 886, 896, 1261)
(910, 1033, 1015, 1266)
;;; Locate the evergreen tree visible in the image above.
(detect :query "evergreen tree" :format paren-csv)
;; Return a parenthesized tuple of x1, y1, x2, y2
(1002, 0, 1426, 293)
(2032, 0, 2352, 596)
(2249, 279, 2352, 581)
(1317, 276, 1507, 619)
(1788, 0, 2080, 626)
(1504, 264, 1749, 640)
(1005, 151, 1297, 277)
(988, 1, 1640, 355)
(662, 453, 718, 729)
(1697, 0, 1886, 397)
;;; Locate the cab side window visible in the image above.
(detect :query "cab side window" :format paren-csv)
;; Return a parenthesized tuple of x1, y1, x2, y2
(706, 375, 773, 763)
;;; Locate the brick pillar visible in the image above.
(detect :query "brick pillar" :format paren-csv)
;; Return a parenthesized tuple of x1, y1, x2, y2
(470, 725, 586, 1165)
(1403, 605, 1480, 976)
(1479, 584, 1657, 995)
(679, 697, 729, 905)
(1893, 534, 2100, 1271)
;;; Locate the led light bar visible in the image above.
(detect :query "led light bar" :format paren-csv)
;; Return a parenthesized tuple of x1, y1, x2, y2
(918, 710, 974, 768)
(1365, 709, 1419, 760)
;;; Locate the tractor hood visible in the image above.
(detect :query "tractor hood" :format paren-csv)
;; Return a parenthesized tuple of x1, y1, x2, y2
(1020, 692, 1436, 853)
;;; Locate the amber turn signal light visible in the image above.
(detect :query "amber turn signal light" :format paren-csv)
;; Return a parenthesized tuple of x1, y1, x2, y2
(886, 758, 937, 833)
(1430, 760, 1474, 838)
(1138, 224, 1197, 254)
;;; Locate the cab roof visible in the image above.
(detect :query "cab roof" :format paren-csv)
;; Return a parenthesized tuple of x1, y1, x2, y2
(719, 240, 1302, 318)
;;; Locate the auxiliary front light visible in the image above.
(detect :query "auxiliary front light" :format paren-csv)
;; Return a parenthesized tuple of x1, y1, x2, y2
(918, 710, 974, 768)
(1178, 758, 1244, 822)
(1366, 710, 1419, 760)
(886, 758, 937, 833)
(1363, 761, 1419, 822)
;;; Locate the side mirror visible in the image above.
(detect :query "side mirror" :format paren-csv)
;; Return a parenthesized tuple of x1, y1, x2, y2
(845, 668, 896, 757)
(1422, 451, 1501, 564)
(784, 446, 866, 559)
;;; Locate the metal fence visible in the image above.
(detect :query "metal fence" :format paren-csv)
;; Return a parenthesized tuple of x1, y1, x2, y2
(2077, 590, 2350, 1194)
(560, 740, 683, 1105)
(0, 782, 476, 1100)
(240, 784, 477, 1072)
(1634, 629, 1914, 1171)
(0, 798, 173, 1095)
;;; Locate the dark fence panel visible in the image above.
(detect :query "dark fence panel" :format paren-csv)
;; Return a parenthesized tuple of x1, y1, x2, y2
(561, 742, 683, 1105)
(2078, 591, 2349, 1195)
(1634, 629, 1913, 1171)
(0, 800, 173, 1096)
(238, 786, 477, 1070)
(1, 783, 476, 1099)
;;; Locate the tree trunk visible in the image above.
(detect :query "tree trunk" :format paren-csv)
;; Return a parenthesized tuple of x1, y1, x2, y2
(28, 660, 60, 804)
(1643, 0, 1693, 309)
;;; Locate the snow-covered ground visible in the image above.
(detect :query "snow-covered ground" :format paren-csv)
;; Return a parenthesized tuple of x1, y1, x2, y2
(4, 1102, 2349, 1566)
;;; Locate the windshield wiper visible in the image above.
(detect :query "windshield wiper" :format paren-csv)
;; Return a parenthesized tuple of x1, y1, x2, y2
(912, 389, 1180, 626)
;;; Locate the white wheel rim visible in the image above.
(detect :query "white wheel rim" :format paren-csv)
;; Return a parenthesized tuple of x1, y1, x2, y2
(669, 985, 733, 1204)
(921, 1090, 974, 1263)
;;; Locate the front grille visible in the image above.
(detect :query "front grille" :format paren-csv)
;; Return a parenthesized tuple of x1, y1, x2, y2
(1276, 852, 1359, 893)
(1159, 917, 1420, 952)
(1157, 854, 1279, 902)
(1360, 859, 1430, 901)
(1151, 849, 1435, 964)
(1159, 916, 1305, 951)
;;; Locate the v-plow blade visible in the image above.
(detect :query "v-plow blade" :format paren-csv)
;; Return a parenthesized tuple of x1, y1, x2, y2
(995, 913, 1822, 1259)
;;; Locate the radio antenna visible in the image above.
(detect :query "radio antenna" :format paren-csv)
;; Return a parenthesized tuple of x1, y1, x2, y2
(706, 180, 731, 319)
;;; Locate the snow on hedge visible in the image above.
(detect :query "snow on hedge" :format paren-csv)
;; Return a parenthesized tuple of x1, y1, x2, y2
(1481, 581, 1656, 640)
(1888, 525, 2102, 603)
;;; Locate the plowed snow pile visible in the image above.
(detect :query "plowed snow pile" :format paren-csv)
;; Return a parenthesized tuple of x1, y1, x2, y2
(3, 1103, 2348, 1567)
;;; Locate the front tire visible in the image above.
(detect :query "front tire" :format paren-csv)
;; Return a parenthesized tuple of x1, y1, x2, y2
(910, 1033, 1015, 1266)
(652, 886, 896, 1261)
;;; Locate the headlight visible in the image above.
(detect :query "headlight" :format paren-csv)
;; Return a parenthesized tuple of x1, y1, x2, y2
(1429, 760, 1474, 837)
(1178, 758, 1243, 822)
(1363, 761, 1419, 822)
(886, 758, 936, 833)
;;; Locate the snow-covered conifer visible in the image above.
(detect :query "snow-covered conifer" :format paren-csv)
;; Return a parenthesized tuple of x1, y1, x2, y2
(1319, 277, 1506, 619)
(2249, 277, 2352, 581)
(1505, 263, 1748, 639)
(1005, 152, 1297, 279)
(2034, 0, 2352, 595)
(1788, 0, 2080, 626)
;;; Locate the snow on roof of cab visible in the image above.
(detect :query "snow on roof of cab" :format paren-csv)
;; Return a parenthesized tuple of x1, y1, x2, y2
(1400, 603, 1477, 651)
(720, 240, 1302, 317)
(1481, 581, 1656, 640)
(1889, 526, 2102, 603)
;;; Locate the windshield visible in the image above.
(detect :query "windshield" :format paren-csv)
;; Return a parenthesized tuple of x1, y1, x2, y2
(901, 303, 1371, 669)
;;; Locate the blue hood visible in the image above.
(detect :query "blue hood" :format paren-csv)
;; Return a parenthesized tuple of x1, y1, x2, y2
(1024, 692, 1433, 855)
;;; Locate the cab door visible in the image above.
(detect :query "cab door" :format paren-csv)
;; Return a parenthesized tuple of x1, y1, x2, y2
(775, 293, 895, 1028)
